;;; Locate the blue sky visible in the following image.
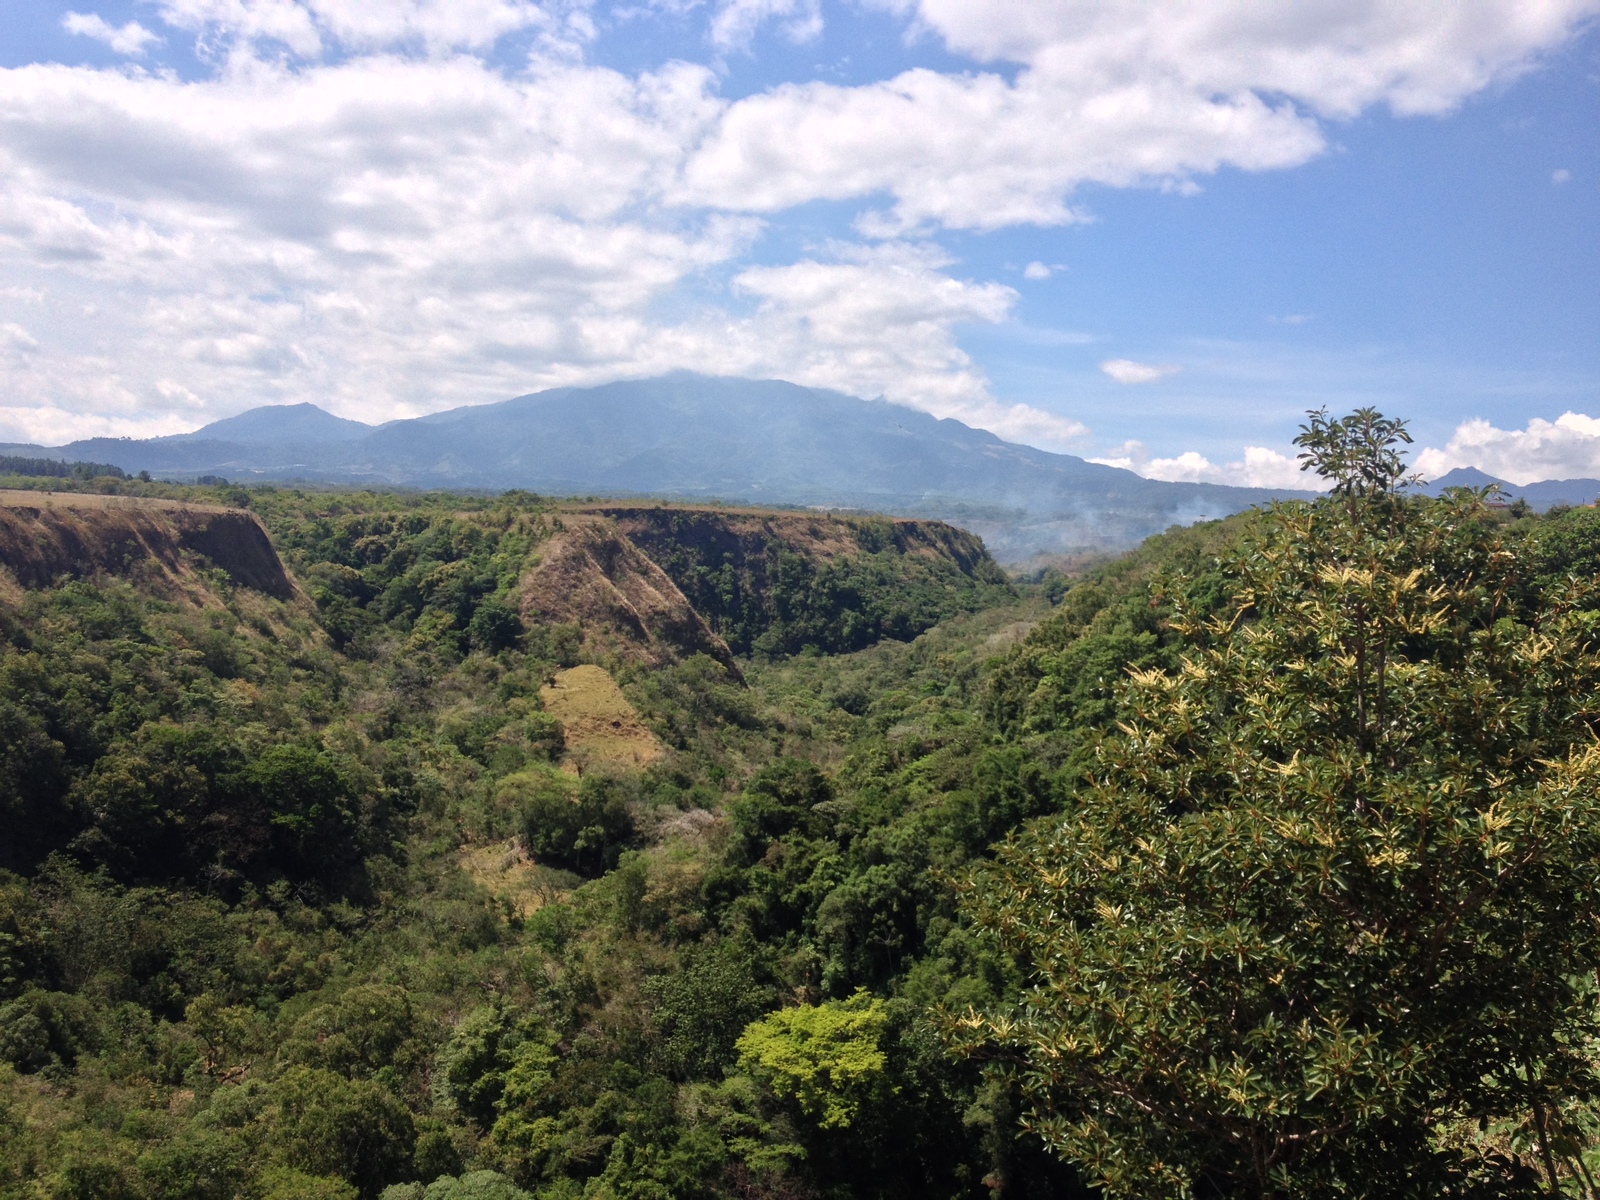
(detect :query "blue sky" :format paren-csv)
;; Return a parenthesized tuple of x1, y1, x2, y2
(0, 0, 1596, 486)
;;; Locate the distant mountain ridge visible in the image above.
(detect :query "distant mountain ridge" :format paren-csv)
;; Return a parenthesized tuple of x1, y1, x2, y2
(1420, 466, 1600, 509)
(3, 374, 1319, 561)
(162, 401, 373, 446)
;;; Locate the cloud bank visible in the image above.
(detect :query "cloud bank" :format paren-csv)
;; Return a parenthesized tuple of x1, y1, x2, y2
(1093, 440, 1320, 490)
(0, 0, 1593, 444)
(1416, 412, 1600, 484)
(1101, 409, 1600, 493)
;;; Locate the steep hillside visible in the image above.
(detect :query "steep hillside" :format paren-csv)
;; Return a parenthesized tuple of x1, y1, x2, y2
(0, 490, 295, 601)
(517, 515, 738, 671)
(598, 504, 1014, 656)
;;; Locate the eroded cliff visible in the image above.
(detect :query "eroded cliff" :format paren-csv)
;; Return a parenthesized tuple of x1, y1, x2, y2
(518, 515, 738, 671)
(0, 491, 295, 601)
(583, 504, 1013, 656)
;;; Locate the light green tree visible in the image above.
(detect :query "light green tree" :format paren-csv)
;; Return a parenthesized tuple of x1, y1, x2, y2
(737, 991, 892, 1130)
(950, 410, 1600, 1197)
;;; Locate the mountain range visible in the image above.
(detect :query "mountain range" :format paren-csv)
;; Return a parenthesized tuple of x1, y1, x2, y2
(1420, 466, 1600, 509)
(6, 373, 1324, 562)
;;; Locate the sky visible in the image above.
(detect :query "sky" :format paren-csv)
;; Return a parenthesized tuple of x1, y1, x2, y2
(0, 0, 1596, 488)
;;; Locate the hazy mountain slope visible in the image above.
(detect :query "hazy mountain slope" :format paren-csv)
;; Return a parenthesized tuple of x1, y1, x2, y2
(163, 401, 373, 445)
(1422, 466, 1600, 509)
(347, 376, 1282, 519)
(17, 374, 1319, 560)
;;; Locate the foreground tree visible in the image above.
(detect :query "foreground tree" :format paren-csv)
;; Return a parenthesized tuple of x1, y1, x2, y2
(951, 409, 1600, 1197)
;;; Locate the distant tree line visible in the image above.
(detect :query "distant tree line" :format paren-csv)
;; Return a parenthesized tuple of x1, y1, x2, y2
(0, 455, 126, 480)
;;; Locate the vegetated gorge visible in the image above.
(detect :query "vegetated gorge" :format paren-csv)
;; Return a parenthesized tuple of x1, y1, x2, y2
(6, 410, 1600, 1199)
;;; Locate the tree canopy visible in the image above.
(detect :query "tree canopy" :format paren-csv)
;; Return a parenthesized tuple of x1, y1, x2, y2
(8, 448, 1600, 1198)
(951, 412, 1600, 1197)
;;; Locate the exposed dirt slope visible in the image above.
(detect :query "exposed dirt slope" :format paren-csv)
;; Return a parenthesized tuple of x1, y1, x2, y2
(0, 491, 295, 600)
(518, 515, 737, 670)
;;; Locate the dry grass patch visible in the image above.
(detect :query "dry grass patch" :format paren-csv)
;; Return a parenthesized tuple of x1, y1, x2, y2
(539, 664, 665, 773)
(458, 839, 572, 918)
(0, 489, 228, 513)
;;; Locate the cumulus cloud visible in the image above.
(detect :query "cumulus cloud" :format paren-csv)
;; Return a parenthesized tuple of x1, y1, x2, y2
(1093, 440, 1320, 490)
(0, 55, 1033, 440)
(62, 13, 163, 55)
(0, 54, 738, 434)
(1100, 358, 1180, 384)
(682, 0, 1597, 231)
(700, 242, 1086, 449)
(677, 63, 1323, 232)
(1022, 261, 1051, 280)
(0, 0, 1595, 443)
(728, 242, 1012, 397)
(906, 0, 1593, 117)
(1415, 413, 1600, 484)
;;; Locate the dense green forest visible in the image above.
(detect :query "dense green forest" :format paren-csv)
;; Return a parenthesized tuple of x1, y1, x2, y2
(6, 419, 1600, 1199)
(0, 456, 128, 482)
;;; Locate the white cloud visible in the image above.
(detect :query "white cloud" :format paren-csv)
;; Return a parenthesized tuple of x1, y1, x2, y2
(682, 0, 1597, 231)
(0, 54, 739, 434)
(0, 56, 1042, 441)
(0, 323, 40, 352)
(1100, 358, 1180, 384)
(710, 0, 823, 51)
(0, 400, 194, 445)
(715, 242, 1090, 449)
(62, 13, 163, 56)
(906, 0, 1594, 117)
(0, 0, 1595, 445)
(678, 63, 1324, 232)
(155, 0, 324, 55)
(1093, 440, 1320, 490)
(1415, 413, 1600, 484)
(1553, 167, 1572, 183)
(1022, 261, 1051, 280)
(153, 0, 566, 56)
(969, 403, 1089, 450)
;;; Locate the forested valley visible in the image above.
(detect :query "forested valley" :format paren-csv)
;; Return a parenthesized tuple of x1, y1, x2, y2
(6, 412, 1600, 1199)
